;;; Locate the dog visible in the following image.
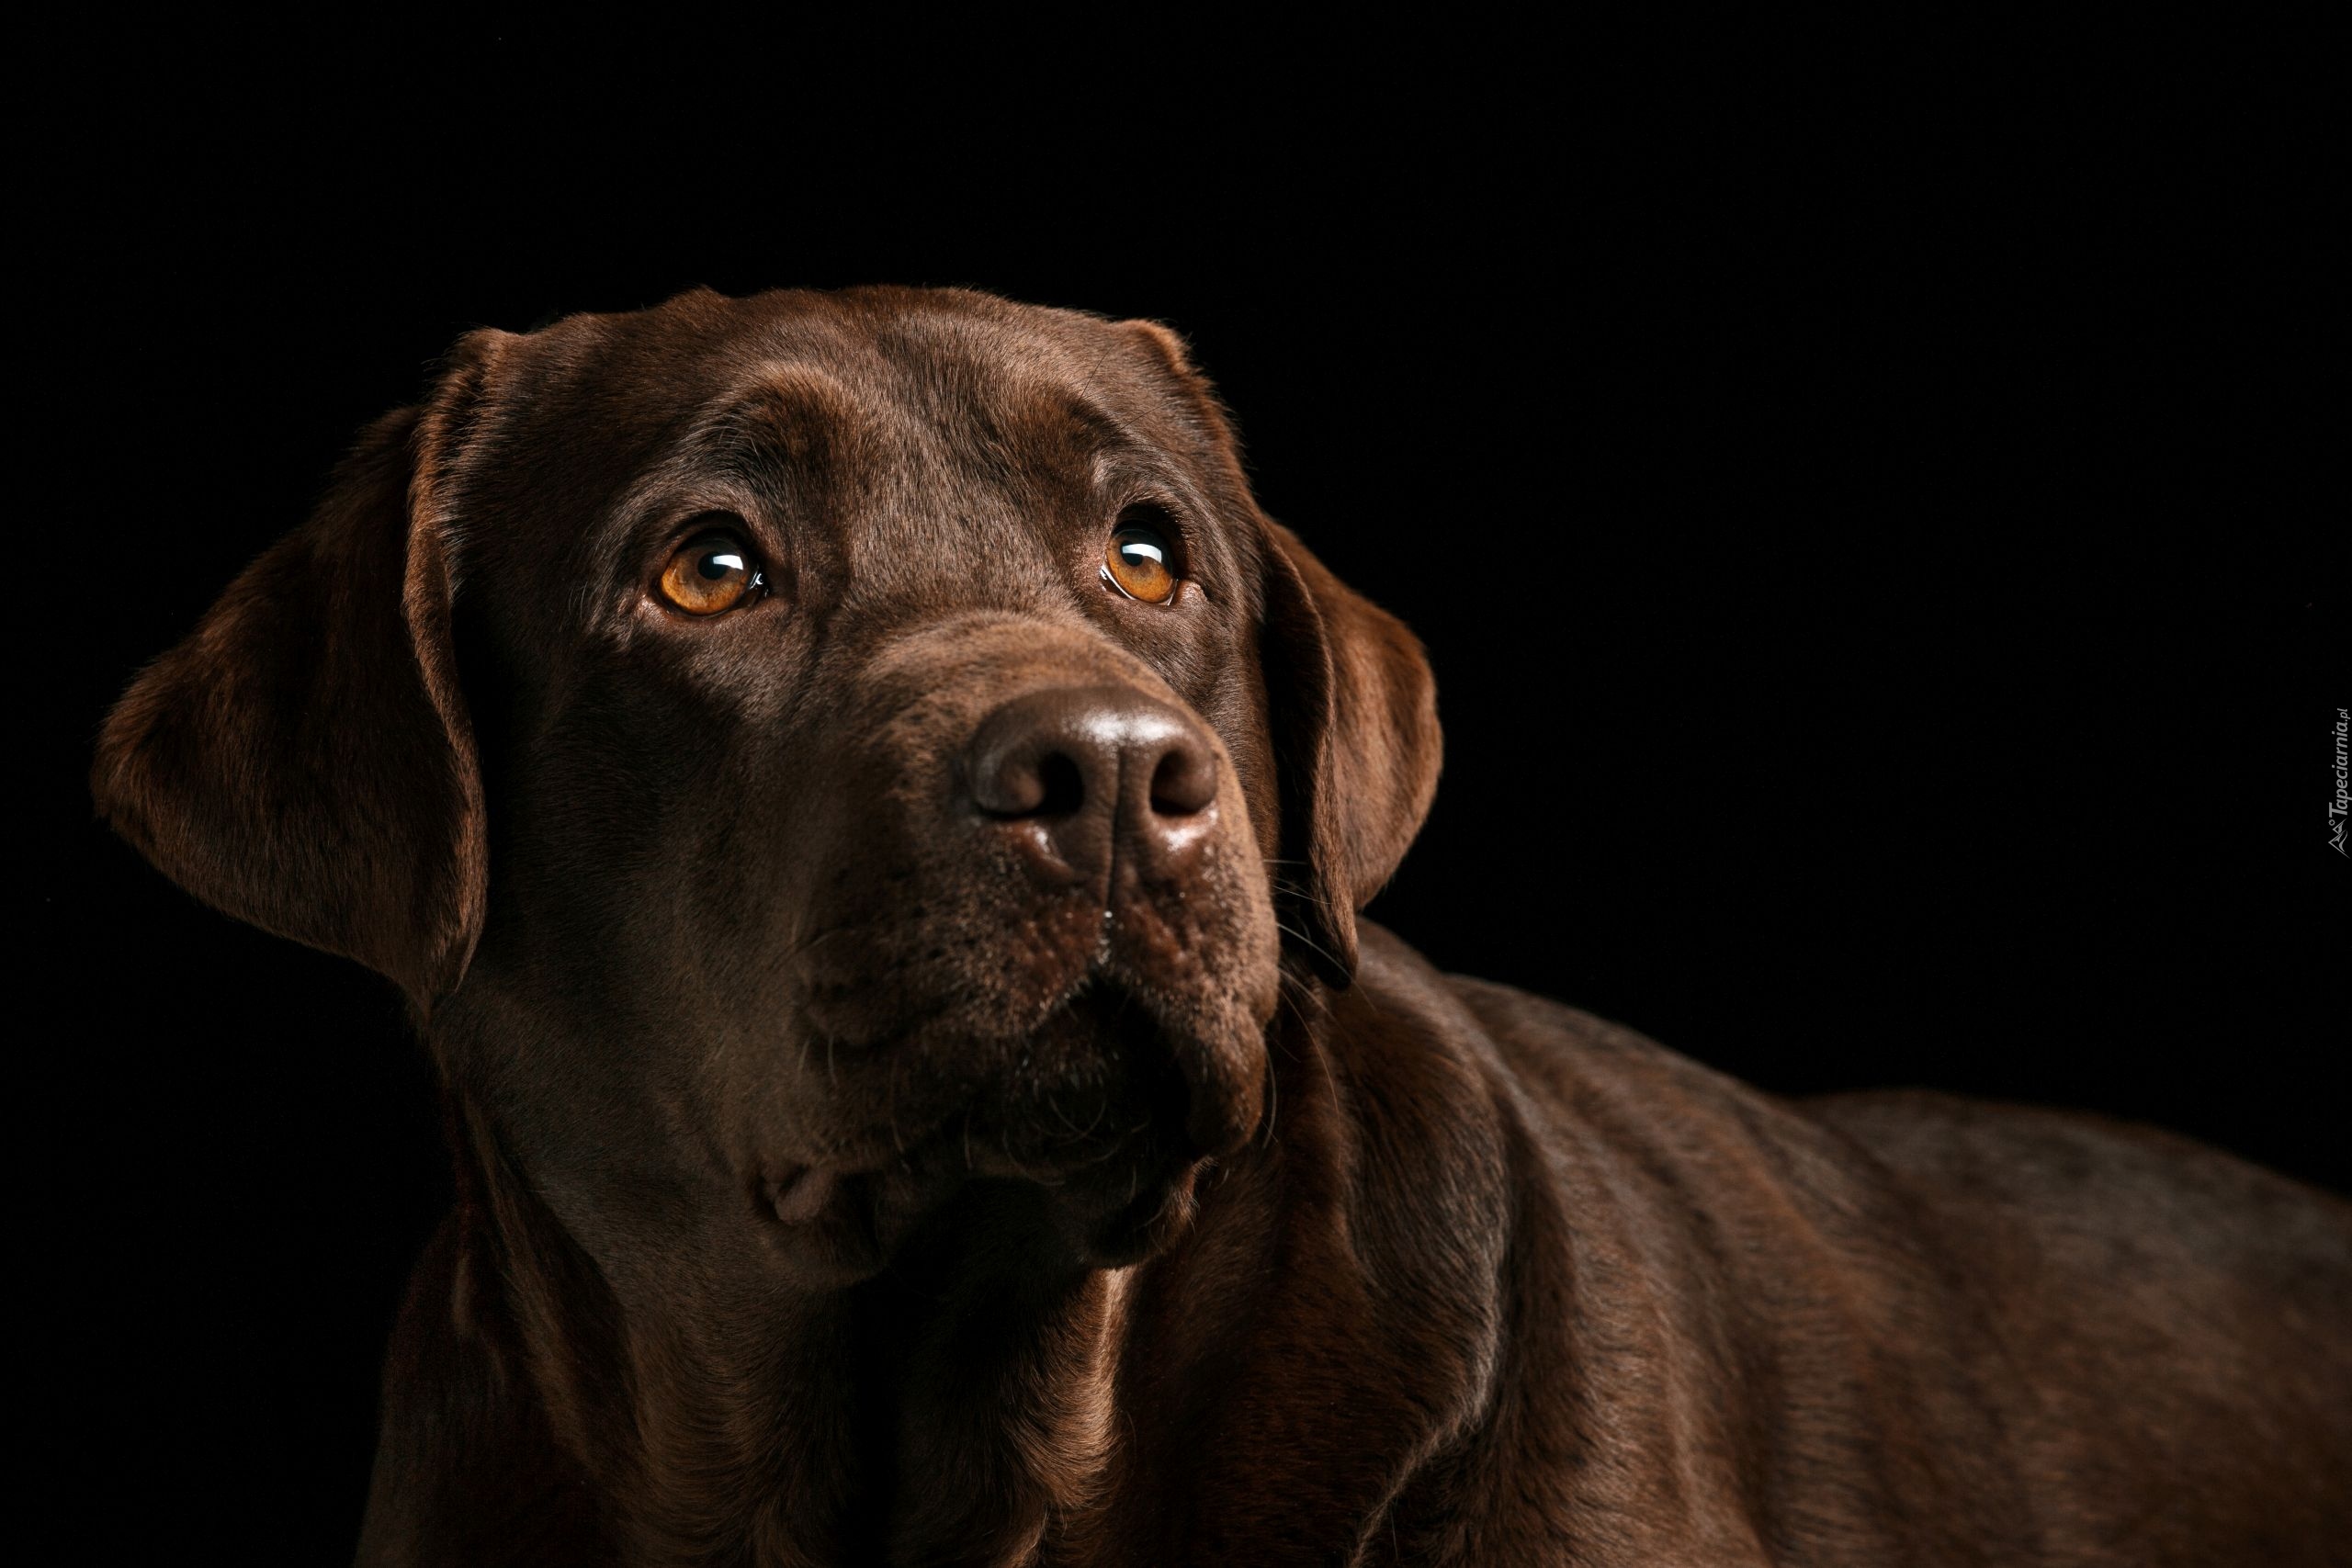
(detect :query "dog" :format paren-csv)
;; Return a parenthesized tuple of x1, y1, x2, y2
(93, 286, 2351, 1566)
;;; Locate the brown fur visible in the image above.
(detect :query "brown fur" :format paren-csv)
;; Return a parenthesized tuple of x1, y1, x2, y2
(93, 286, 2352, 1565)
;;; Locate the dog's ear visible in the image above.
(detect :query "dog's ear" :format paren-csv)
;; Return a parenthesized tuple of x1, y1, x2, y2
(1120, 319, 1442, 987)
(91, 329, 512, 1010)
(1255, 521, 1442, 986)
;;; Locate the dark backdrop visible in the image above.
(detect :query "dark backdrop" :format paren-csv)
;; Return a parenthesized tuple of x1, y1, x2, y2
(29, 29, 2340, 1561)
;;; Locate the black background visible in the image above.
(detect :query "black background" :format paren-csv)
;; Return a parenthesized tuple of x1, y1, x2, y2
(30, 27, 2342, 1561)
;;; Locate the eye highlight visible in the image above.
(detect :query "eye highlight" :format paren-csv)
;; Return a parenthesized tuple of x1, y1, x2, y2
(1103, 518, 1179, 604)
(658, 530, 765, 616)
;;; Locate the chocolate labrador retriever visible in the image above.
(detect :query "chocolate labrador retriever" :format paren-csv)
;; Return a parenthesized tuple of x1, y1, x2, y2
(94, 287, 2349, 1566)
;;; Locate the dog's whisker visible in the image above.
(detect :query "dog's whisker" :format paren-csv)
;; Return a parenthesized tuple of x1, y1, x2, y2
(886, 1054, 909, 1158)
(1273, 917, 1347, 975)
(1044, 1090, 1090, 1142)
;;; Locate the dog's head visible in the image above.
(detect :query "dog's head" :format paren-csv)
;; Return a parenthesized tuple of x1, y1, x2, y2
(93, 287, 1439, 1282)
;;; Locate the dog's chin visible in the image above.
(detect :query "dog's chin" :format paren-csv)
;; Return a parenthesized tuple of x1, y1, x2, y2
(755, 984, 1241, 1291)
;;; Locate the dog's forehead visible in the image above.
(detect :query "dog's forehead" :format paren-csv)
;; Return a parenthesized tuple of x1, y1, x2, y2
(504, 286, 1196, 472)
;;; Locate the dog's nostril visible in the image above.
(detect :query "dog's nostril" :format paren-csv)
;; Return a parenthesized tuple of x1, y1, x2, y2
(1148, 743, 1216, 818)
(971, 745, 1087, 819)
(1035, 751, 1086, 818)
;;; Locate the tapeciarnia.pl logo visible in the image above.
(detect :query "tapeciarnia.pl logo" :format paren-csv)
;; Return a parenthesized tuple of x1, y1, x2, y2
(2331, 708, 2349, 856)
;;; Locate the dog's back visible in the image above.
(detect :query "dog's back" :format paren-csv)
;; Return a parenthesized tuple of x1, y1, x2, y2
(1808, 1088, 2352, 1561)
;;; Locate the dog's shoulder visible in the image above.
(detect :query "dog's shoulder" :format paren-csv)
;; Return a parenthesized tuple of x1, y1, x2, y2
(1401, 942, 1841, 1182)
(1348, 925, 1944, 1312)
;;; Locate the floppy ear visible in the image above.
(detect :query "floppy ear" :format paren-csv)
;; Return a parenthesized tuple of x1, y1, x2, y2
(1257, 521, 1442, 987)
(91, 330, 511, 1010)
(1117, 318, 1442, 987)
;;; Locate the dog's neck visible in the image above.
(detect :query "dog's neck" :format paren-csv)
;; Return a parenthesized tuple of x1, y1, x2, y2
(363, 971, 1537, 1567)
(368, 1112, 1133, 1568)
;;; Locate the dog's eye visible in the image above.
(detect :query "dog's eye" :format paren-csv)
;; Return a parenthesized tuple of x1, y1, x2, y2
(659, 532, 764, 616)
(1104, 522, 1179, 604)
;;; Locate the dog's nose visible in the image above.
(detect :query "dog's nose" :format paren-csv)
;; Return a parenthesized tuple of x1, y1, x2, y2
(964, 686, 1218, 886)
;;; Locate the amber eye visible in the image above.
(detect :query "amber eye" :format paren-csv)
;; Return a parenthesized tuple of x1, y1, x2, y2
(1103, 520, 1179, 604)
(659, 532, 763, 615)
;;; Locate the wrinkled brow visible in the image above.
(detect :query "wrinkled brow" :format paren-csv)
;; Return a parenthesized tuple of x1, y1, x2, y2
(695, 368, 883, 480)
(952, 381, 1183, 494)
(644, 363, 1215, 574)
(691, 365, 1156, 482)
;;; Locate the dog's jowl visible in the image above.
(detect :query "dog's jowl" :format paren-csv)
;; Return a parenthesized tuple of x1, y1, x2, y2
(94, 287, 2352, 1566)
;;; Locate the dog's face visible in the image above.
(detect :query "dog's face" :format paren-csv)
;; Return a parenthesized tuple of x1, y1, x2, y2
(93, 287, 1440, 1288)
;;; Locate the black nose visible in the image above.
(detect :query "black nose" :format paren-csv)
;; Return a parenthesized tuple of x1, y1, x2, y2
(964, 685, 1219, 887)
